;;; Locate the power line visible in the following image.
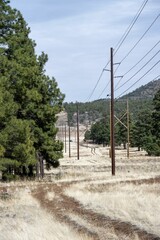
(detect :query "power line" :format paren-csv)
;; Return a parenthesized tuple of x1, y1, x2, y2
(116, 60, 160, 99)
(115, 49, 160, 92)
(114, 0, 148, 55)
(115, 39, 160, 89)
(114, 13, 160, 74)
(86, 1, 149, 102)
(86, 69, 104, 102)
(97, 80, 110, 99)
(153, 74, 160, 81)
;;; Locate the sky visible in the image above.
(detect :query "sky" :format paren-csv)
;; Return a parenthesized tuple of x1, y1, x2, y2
(9, 0, 160, 103)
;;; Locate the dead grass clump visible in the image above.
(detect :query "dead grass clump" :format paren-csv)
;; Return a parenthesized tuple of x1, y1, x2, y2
(0, 185, 92, 240)
(66, 181, 160, 237)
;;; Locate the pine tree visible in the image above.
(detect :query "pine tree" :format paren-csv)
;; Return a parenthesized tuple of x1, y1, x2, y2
(90, 118, 110, 145)
(132, 110, 152, 151)
(144, 90, 160, 156)
(152, 89, 160, 143)
(0, 0, 64, 179)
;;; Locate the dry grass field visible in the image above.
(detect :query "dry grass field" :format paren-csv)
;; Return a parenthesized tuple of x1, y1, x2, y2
(0, 129, 160, 240)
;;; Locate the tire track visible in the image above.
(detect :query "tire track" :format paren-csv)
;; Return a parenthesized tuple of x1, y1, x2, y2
(33, 180, 160, 240)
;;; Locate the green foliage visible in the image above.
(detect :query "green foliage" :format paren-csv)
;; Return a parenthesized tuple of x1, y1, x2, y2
(144, 90, 160, 156)
(0, 0, 64, 180)
(132, 90, 160, 156)
(84, 130, 91, 140)
(115, 113, 128, 148)
(64, 99, 110, 124)
(63, 81, 160, 125)
(131, 110, 152, 150)
(144, 137, 160, 156)
(89, 118, 110, 145)
(0, 118, 35, 163)
(64, 97, 154, 125)
(122, 80, 160, 99)
(152, 89, 160, 142)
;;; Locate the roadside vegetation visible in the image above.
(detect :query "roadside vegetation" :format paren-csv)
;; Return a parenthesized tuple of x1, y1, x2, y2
(0, 0, 64, 181)
(84, 89, 160, 156)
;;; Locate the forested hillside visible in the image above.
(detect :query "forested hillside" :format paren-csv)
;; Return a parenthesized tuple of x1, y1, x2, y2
(122, 79, 160, 99)
(64, 79, 160, 124)
(82, 88, 160, 156)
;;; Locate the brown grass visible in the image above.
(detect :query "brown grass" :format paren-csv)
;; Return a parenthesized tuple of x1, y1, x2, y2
(1, 141, 160, 240)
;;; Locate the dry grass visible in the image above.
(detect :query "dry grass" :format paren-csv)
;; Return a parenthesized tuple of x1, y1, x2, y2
(0, 185, 90, 240)
(67, 213, 141, 240)
(66, 181, 160, 237)
(1, 139, 160, 239)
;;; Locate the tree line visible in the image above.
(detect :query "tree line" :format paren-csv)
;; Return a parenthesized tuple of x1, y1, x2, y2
(84, 90, 160, 156)
(64, 98, 154, 125)
(0, 0, 64, 180)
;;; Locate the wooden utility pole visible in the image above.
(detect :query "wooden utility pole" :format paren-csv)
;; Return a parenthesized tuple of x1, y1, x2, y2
(68, 122, 71, 158)
(110, 47, 115, 175)
(114, 99, 130, 158)
(127, 99, 130, 158)
(109, 101, 111, 158)
(65, 124, 67, 153)
(77, 103, 80, 160)
(61, 124, 64, 142)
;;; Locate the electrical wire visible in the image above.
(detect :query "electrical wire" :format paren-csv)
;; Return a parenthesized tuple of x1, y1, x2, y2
(114, 12, 160, 90)
(114, 0, 148, 55)
(115, 74, 160, 102)
(115, 39, 160, 89)
(115, 49, 160, 92)
(97, 80, 110, 99)
(86, 69, 104, 102)
(116, 60, 160, 99)
(152, 74, 160, 81)
(124, 13, 160, 62)
(114, 13, 160, 75)
(86, 0, 150, 102)
(91, 1, 150, 102)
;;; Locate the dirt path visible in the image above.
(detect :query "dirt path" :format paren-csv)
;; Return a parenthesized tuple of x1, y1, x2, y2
(33, 178, 160, 240)
(1, 142, 160, 239)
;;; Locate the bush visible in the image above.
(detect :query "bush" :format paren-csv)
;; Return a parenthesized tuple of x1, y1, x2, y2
(2, 173, 20, 182)
(144, 138, 160, 156)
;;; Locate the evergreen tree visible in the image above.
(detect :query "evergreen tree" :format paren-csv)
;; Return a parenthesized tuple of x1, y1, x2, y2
(0, 0, 64, 179)
(90, 118, 110, 145)
(152, 89, 160, 143)
(144, 90, 160, 156)
(114, 108, 134, 149)
(115, 118, 127, 149)
(84, 130, 91, 141)
(132, 110, 152, 151)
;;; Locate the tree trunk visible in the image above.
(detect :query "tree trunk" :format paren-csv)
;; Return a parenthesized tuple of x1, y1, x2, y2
(36, 159, 40, 179)
(40, 156, 44, 179)
(36, 152, 44, 179)
(28, 165, 34, 177)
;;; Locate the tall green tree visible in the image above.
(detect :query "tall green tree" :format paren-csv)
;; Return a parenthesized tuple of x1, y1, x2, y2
(152, 89, 160, 143)
(90, 118, 110, 145)
(0, 0, 64, 179)
(115, 117, 127, 149)
(132, 110, 152, 151)
(144, 90, 160, 156)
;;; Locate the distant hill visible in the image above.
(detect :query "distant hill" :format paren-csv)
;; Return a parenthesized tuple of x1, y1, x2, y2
(122, 79, 160, 100)
(64, 79, 160, 124)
